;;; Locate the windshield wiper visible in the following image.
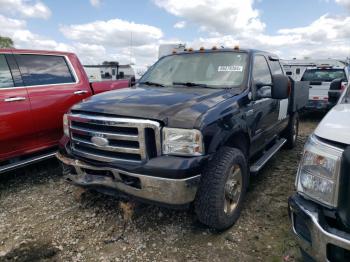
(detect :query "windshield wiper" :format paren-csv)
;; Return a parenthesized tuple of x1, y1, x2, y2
(173, 81, 210, 88)
(139, 81, 165, 87)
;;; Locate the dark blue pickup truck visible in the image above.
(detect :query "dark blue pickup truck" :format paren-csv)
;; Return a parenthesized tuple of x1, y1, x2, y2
(57, 47, 308, 230)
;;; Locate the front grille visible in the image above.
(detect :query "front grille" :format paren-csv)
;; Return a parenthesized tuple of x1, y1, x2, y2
(68, 113, 161, 164)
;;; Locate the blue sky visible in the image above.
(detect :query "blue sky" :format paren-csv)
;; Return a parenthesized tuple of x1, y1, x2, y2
(0, 0, 349, 65)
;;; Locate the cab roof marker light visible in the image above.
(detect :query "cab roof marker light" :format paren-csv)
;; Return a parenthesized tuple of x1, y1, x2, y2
(188, 48, 193, 52)
(233, 45, 240, 51)
(212, 46, 218, 50)
(199, 47, 205, 51)
(172, 49, 177, 54)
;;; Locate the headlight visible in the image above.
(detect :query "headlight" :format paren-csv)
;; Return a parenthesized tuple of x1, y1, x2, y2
(162, 128, 204, 156)
(296, 134, 343, 207)
(63, 114, 69, 137)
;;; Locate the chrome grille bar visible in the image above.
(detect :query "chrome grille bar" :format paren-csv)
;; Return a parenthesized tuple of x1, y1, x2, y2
(68, 113, 161, 163)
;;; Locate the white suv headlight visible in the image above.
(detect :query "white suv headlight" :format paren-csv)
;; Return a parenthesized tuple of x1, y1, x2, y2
(296, 134, 343, 207)
(162, 128, 204, 156)
(63, 114, 70, 137)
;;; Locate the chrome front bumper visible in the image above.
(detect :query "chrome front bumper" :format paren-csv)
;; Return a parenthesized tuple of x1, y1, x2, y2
(56, 153, 201, 205)
(289, 195, 350, 261)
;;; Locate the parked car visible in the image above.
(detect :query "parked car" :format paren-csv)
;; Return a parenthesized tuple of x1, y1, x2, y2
(0, 49, 130, 173)
(289, 80, 350, 262)
(57, 47, 308, 230)
(301, 63, 348, 110)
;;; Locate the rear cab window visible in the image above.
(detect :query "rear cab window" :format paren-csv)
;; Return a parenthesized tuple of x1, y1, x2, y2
(0, 55, 14, 88)
(301, 68, 346, 82)
(14, 54, 75, 86)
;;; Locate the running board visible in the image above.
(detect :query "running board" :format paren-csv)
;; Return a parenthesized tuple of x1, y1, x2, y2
(0, 151, 56, 174)
(250, 138, 287, 173)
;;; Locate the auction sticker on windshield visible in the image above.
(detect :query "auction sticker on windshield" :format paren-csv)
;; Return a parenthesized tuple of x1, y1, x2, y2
(218, 65, 243, 72)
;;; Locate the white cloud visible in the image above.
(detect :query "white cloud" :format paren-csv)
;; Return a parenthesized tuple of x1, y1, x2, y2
(90, 0, 101, 7)
(335, 0, 350, 10)
(0, 0, 51, 19)
(153, 0, 265, 35)
(0, 15, 159, 66)
(60, 18, 163, 48)
(174, 21, 186, 29)
(0, 15, 71, 51)
(181, 14, 350, 60)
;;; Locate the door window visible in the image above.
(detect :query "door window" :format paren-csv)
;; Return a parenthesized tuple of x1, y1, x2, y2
(253, 56, 272, 84)
(0, 55, 14, 88)
(15, 54, 75, 86)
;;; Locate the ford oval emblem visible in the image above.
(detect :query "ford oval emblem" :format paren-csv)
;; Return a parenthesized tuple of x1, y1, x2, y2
(91, 136, 109, 147)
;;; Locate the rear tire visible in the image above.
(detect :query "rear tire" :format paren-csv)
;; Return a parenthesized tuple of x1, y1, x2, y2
(283, 112, 299, 149)
(194, 147, 248, 230)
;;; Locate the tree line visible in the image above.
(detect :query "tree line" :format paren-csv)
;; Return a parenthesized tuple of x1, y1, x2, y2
(0, 36, 14, 48)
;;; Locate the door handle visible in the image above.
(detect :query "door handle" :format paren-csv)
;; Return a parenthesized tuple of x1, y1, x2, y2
(4, 97, 26, 102)
(74, 90, 88, 95)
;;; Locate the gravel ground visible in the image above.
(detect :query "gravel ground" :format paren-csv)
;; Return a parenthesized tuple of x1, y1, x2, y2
(0, 114, 322, 262)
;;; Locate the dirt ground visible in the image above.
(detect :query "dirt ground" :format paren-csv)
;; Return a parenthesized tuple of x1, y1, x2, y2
(0, 113, 323, 262)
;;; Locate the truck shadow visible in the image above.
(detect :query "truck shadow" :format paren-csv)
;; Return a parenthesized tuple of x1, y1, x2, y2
(0, 159, 62, 194)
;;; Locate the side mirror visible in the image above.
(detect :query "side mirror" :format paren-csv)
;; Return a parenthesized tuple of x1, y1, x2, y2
(271, 74, 289, 99)
(328, 78, 346, 106)
(330, 78, 343, 91)
(328, 90, 341, 105)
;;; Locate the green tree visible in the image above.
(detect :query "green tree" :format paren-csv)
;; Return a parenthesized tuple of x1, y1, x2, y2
(0, 36, 14, 48)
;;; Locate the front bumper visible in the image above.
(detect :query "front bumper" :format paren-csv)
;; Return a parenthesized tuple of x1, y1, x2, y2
(56, 152, 201, 205)
(289, 194, 350, 262)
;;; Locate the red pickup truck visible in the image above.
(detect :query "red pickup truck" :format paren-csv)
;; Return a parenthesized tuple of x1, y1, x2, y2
(0, 49, 130, 173)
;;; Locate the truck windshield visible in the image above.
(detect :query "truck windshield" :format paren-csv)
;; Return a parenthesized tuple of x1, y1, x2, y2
(301, 69, 346, 82)
(139, 52, 248, 88)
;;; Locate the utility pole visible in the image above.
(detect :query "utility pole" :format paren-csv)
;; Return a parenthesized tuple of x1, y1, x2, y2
(130, 32, 133, 65)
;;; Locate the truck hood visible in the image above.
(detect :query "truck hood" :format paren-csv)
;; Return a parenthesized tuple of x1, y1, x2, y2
(315, 103, 350, 145)
(72, 86, 235, 128)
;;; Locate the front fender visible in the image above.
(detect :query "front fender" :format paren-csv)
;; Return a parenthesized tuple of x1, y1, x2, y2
(206, 114, 251, 154)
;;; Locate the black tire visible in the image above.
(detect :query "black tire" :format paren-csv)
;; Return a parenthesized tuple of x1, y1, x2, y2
(283, 112, 299, 149)
(194, 147, 248, 230)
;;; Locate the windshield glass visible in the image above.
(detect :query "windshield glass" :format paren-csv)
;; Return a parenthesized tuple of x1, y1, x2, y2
(301, 69, 346, 82)
(139, 52, 248, 88)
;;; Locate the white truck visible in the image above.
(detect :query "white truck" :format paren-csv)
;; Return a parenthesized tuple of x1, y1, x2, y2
(158, 44, 186, 59)
(289, 80, 350, 261)
(301, 62, 348, 110)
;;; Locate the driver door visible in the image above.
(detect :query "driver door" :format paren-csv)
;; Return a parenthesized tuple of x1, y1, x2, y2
(249, 55, 279, 154)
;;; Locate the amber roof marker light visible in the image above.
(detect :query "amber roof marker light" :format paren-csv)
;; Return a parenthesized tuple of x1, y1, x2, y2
(233, 45, 240, 51)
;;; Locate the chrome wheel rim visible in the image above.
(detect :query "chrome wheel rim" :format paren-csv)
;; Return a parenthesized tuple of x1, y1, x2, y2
(224, 165, 243, 215)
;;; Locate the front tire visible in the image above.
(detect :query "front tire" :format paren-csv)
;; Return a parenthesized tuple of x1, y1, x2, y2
(194, 147, 248, 230)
